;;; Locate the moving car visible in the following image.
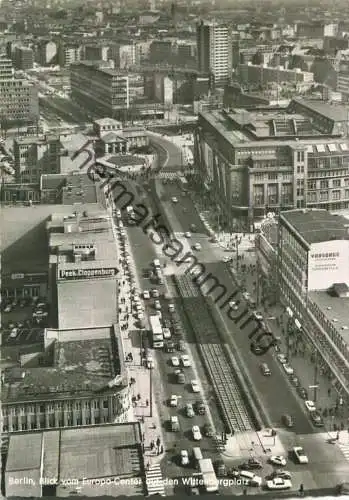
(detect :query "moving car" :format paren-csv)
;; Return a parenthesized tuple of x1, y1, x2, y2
(143, 290, 150, 299)
(191, 380, 200, 393)
(214, 460, 227, 477)
(269, 455, 287, 467)
(163, 328, 171, 339)
(282, 414, 294, 428)
(277, 353, 287, 364)
(154, 300, 161, 310)
(293, 446, 309, 464)
(184, 232, 191, 238)
(170, 395, 178, 407)
(283, 363, 294, 375)
(203, 423, 214, 437)
(193, 243, 201, 251)
(181, 450, 189, 466)
(253, 311, 263, 321)
(304, 400, 316, 412)
(171, 356, 180, 367)
(229, 301, 239, 311)
(222, 256, 231, 263)
(171, 197, 178, 203)
(310, 410, 324, 427)
(266, 478, 292, 490)
(10, 328, 18, 338)
(152, 289, 160, 298)
(185, 403, 195, 418)
(168, 303, 175, 313)
(4, 305, 12, 313)
(181, 354, 191, 367)
(239, 458, 262, 470)
(192, 425, 202, 441)
(267, 470, 291, 480)
(260, 363, 271, 376)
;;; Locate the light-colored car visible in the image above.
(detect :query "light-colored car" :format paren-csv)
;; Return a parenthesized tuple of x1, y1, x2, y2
(171, 356, 180, 367)
(185, 403, 195, 418)
(154, 300, 161, 310)
(304, 400, 316, 412)
(170, 395, 178, 407)
(181, 355, 191, 367)
(277, 353, 287, 364)
(184, 232, 191, 238)
(253, 311, 263, 321)
(4, 305, 12, 313)
(229, 301, 239, 311)
(168, 303, 175, 313)
(171, 197, 178, 203)
(222, 256, 231, 263)
(192, 425, 202, 441)
(191, 380, 200, 393)
(269, 470, 291, 480)
(137, 312, 144, 320)
(143, 290, 150, 299)
(163, 328, 171, 339)
(283, 363, 294, 375)
(266, 478, 292, 490)
(293, 446, 309, 464)
(181, 450, 189, 466)
(152, 289, 160, 298)
(193, 243, 201, 251)
(269, 455, 287, 467)
(10, 327, 18, 338)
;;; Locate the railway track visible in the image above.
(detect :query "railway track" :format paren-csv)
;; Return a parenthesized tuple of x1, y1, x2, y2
(174, 274, 255, 434)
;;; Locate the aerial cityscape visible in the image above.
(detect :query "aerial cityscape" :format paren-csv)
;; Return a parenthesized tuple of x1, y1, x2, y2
(1, 0, 349, 497)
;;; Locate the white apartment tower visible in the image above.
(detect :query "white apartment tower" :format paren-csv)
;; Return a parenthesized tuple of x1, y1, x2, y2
(196, 20, 232, 87)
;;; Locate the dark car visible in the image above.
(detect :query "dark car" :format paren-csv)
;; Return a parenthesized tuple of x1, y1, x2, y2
(290, 375, 300, 387)
(165, 341, 175, 353)
(239, 458, 262, 470)
(297, 386, 308, 399)
(336, 482, 349, 496)
(203, 423, 214, 437)
(195, 400, 206, 415)
(228, 467, 240, 478)
(282, 414, 294, 428)
(214, 460, 227, 477)
(177, 340, 186, 352)
(310, 410, 324, 427)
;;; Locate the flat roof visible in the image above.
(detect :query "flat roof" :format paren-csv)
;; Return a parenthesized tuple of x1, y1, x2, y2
(309, 290, 349, 346)
(6, 423, 144, 497)
(292, 97, 349, 123)
(2, 334, 126, 403)
(281, 209, 349, 245)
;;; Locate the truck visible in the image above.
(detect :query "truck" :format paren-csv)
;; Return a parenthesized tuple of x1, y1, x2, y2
(149, 314, 164, 348)
(198, 459, 219, 493)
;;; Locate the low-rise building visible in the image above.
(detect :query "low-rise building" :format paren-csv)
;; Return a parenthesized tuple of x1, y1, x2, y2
(237, 63, 314, 87)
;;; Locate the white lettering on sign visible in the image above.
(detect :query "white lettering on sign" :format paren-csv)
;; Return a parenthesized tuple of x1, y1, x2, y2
(58, 268, 118, 280)
(11, 273, 24, 280)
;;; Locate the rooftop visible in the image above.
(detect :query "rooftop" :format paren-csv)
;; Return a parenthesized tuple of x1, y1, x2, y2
(2, 334, 126, 403)
(6, 423, 144, 497)
(292, 97, 349, 123)
(281, 209, 349, 246)
(309, 290, 349, 346)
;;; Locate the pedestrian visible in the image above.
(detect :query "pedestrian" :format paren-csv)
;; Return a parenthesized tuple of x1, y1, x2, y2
(299, 483, 304, 497)
(160, 445, 164, 454)
(146, 399, 149, 407)
(156, 437, 161, 448)
(137, 393, 141, 401)
(150, 441, 154, 451)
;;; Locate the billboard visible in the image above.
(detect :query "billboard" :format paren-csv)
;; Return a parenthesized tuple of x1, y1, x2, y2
(307, 240, 349, 291)
(58, 267, 118, 281)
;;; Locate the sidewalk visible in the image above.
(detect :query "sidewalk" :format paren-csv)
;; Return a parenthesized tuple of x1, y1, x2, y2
(110, 210, 165, 467)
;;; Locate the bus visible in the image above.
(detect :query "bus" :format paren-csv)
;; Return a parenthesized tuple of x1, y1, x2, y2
(149, 314, 164, 348)
(198, 458, 219, 493)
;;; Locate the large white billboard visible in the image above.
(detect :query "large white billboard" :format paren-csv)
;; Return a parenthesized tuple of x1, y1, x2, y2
(307, 240, 349, 291)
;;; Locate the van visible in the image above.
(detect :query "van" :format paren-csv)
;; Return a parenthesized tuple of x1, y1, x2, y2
(192, 447, 203, 467)
(171, 415, 180, 432)
(239, 470, 262, 487)
(260, 363, 271, 376)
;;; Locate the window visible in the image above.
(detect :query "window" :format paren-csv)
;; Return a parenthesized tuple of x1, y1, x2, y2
(320, 180, 329, 189)
(320, 190, 328, 201)
(308, 181, 316, 189)
(345, 189, 349, 199)
(268, 173, 278, 180)
(333, 179, 341, 188)
(332, 190, 341, 200)
(103, 400, 109, 409)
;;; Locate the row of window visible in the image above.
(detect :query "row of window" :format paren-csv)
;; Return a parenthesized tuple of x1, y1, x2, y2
(2, 399, 110, 416)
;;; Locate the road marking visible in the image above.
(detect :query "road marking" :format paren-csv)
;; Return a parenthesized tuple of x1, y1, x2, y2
(146, 463, 166, 496)
(338, 442, 349, 461)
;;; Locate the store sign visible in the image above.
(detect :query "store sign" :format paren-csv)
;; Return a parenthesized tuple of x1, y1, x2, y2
(308, 240, 349, 291)
(58, 267, 118, 280)
(11, 273, 24, 280)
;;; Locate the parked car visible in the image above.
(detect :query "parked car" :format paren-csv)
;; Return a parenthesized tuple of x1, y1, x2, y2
(336, 483, 349, 496)
(165, 341, 175, 353)
(184, 232, 191, 238)
(277, 353, 287, 364)
(195, 401, 206, 415)
(171, 356, 180, 367)
(297, 386, 308, 399)
(290, 375, 300, 387)
(163, 328, 171, 339)
(170, 395, 178, 407)
(181, 354, 191, 367)
(192, 243, 201, 251)
(283, 363, 294, 375)
(175, 369, 185, 384)
(310, 410, 324, 427)
(239, 458, 262, 470)
(191, 380, 200, 393)
(4, 305, 12, 313)
(171, 415, 180, 431)
(152, 289, 160, 298)
(304, 400, 316, 412)
(192, 425, 202, 441)
(181, 450, 189, 466)
(267, 470, 291, 480)
(143, 290, 150, 299)
(154, 300, 161, 310)
(185, 403, 195, 418)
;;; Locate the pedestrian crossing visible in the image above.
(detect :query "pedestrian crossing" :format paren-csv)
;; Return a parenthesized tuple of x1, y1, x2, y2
(338, 441, 349, 461)
(157, 172, 179, 179)
(145, 463, 166, 496)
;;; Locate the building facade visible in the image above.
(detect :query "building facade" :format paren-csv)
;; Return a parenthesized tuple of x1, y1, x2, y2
(237, 63, 314, 87)
(13, 46, 34, 71)
(0, 54, 39, 126)
(196, 20, 232, 87)
(194, 99, 349, 231)
(70, 62, 129, 119)
(13, 135, 61, 184)
(278, 209, 349, 400)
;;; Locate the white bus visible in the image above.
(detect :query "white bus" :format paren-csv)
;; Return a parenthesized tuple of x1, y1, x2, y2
(149, 314, 164, 348)
(198, 458, 219, 493)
